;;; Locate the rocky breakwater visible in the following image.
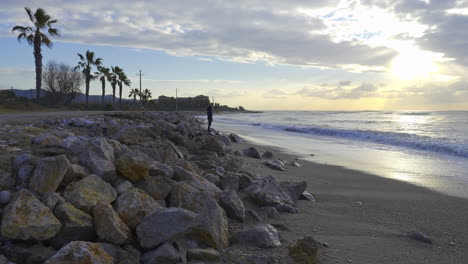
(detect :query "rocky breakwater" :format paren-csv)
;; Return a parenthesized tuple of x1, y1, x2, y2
(0, 111, 320, 264)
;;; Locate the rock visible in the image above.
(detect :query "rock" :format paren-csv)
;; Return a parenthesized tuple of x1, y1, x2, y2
(64, 174, 117, 213)
(234, 150, 241, 156)
(135, 176, 175, 200)
(50, 202, 96, 248)
(203, 173, 220, 185)
(167, 141, 184, 159)
(115, 125, 140, 145)
(84, 138, 115, 161)
(242, 147, 261, 159)
(32, 134, 61, 146)
(41, 192, 66, 210)
(0, 172, 15, 190)
(115, 188, 163, 229)
(238, 173, 254, 190)
(263, 160, 286, 171)
(407, 230, 433, 244)
(98, 243, 139, 264)
(0, 243, 56, 264)
(232, 224, 281, 248)
(222, 157, 246, 172)
(116, 180, 133, 194)
(173, 168, 221, 194)
(0, 255, 11, 264)
(258, 206, 279, 219)
(61, 164, 89, 188)
(29, 155, 70, 193)
(141, 242, 180, 264)
(170, 183, 229, 249)
(289, 236, 319, 264)
(218, 135, 231, 146)
(244, 175, 299, 213)
(149, 161, 174, 178)
(248, 209, 264, 222)
(219, 172, 240, 191)
(203, 137, 225, 155)
(94, 203, 132, 245)
(262, 151, 274, 159)
(136, 207, 198, 249)
(1, 189, 61, 240)
(300, 191, 316, 202)
(218, 190, 245, 222)
(280, 181, 307, 200)
(291, 161, 302, 167)
(115, 149, 154, 183)
(79, 151, 116, 183)
(43, 241, 113, 264)
(0, 190, 11, 205)
(187, 248, 220, 262)
(229, 133, 245, 143)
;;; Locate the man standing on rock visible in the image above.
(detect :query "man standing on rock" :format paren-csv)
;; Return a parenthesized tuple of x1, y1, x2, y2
(207, 104, 213, 132)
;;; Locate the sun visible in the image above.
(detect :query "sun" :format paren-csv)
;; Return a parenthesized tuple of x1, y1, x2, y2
(391, 46, 438, 80)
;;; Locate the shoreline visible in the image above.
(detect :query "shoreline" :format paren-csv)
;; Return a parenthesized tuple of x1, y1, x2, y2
(221, 132, 468, 263)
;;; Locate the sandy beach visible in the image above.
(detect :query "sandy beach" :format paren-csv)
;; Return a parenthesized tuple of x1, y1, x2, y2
(226, 140, 468, 264)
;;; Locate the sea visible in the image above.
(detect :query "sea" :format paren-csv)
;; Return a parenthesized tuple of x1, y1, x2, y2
(210, 111, 468, 199)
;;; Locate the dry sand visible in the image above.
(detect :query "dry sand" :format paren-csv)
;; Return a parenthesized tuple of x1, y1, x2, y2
(230, 141, 468, 264)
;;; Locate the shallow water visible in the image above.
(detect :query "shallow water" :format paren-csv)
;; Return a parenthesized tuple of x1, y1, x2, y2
(210, 111, 468, 199)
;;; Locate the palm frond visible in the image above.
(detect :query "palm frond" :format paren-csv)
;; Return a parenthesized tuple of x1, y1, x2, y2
(25, 7, 35, 24)
(77, 53, 85, 62)
(40, 33, 52, 48)
(95, 58, 103, 66)
(26, 34, 35, 45)
(35, 8, 51, 28)
(48, 28, 60, 37)
(47, 19, 58, 27)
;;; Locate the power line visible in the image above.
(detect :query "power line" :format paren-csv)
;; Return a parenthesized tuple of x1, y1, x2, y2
(136, 69, 144, 102)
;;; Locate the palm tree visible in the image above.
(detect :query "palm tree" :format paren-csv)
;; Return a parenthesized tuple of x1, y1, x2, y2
(141, 88, 152, 104)
(116, 68, 131, 105)
(12, 7, 60, 100)
(96, 66, 110, 104)
(128, 88, 140, 104)
(109, 66, 118, 102)
(75, 50, 102, 105)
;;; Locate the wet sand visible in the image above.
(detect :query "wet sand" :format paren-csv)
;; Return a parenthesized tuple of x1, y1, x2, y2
(229, 141, 468, 264)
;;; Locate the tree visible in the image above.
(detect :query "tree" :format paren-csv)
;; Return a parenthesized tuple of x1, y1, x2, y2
(109, 66, 118, 102)
(115, 67, 131, 105)
(96, 66, 110, 104)
(141, 88, 152, 104)
(128, 88, 140, 104)
(42, 61, 82, 105)
(75, 50, 102, 106)
(12, 7, 60, 100)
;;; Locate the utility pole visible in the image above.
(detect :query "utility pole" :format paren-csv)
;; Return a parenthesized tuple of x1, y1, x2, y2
(136, 69, 144, 102)
(175, 88, 178, 111)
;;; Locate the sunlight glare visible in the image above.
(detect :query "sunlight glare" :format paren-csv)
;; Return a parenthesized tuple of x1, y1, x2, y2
(391, 46, 438, 80)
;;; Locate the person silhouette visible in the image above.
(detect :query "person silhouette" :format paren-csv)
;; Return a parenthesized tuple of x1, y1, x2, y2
(207, 104, 213, 132)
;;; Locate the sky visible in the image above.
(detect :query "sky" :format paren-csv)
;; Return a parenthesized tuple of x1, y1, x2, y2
(0, 0, 468, 110)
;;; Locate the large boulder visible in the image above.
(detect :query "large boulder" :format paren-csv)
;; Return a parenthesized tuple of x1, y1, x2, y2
(288, 236, 320, 264)
(43, 242, 113, 264)
(41, 192, 66, 210)
(203, 137, 225, 155)
(149, 161, 174, 178)
(94, 203, 132, 245)
(61, 164, 89, 188)
(114, 125, 140, 145)
(170, 183, 229, 249)
(242, 147, 262, 159)
(141, 242, 181, 264)
(63, 174, 117, 213)
(29, 155, 70, 193)
(232, 224, 281, 248)
(280, 181, 307, 200)
(136, 207, 198, 249)
(135, 176, 175, 201)
(229, 133, 245, 143)
(219, 172, 240, 191)
(98, 243, 140, 264)
(114, 149, 154, 183)
(244, 175, 299, 213)
(218, 190, 245, 222)
(0, 242, 56, 264)
(50, 202, 96, 248)
(32, 133, 61, 146)
(1, 189, 61, 240)
(79, 151, 116, 183)
(115, 188, 163, 229)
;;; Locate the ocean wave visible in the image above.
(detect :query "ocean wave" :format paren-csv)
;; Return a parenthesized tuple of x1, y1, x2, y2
(258, 123, 468, 158)
(399, 112, 432, 116)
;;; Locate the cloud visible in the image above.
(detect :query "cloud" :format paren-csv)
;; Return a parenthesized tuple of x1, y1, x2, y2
(263, 89, 288, 99)
(0, 0, 397, 71)
(296, 82, 380, 99)
(136, 78, 241, 84)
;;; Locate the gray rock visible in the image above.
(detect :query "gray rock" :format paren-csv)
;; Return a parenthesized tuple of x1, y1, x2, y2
(0, 172, 15, 190)
(407, 230, 433, 244)
(32, 134, 61, 146)
(116, 188, 163, 229)
(232, 224, 281, 248)
(229, 133, 245, 143)
(263, 160, 286, 171)
(50, 202, 96, 248)
(61, 164, 89, 188)
(41, 192, 66, 210)
(300, 191, 316, 202)
(170, 183, 229, 249)
(289, 236, 319, 264)
(29, 155, 70, 193)
(203, 173, 220, 185)
(280, 180, 307, 200)
(218, 190, 245, 222)
(258, 206, 279, 219)
(114, 149, 154, 183)
(63, 174, 117, 213)
(135, 176, 175, 200)
(218, 135, 231, 146)
(203, 137, 225, 156)
(0, 243, 56, 264)
(233, 150, 241, 156)
(242, 147, 261, 159)
(115, 125, 140, 145)
(187, 248, 220, 262)
(149, 161, 174, 178)
(244, 175, 299, 213)
(238, 173, 254, 190)
(79, 151, 116, 183)
(116, 180, 133, 194)
(43, 241, 113, 264)
(0, 254, 11, 264)
(1, 189, 61, 240)
(0, 190, 11, 205)
(136, 207, 198, 249)
(219, 172, 240, 191)
(94, 203, 132, 245)
(290, 161, 302, 167)
(141, 242, 180, 264)
(97, 243, 140, 264)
